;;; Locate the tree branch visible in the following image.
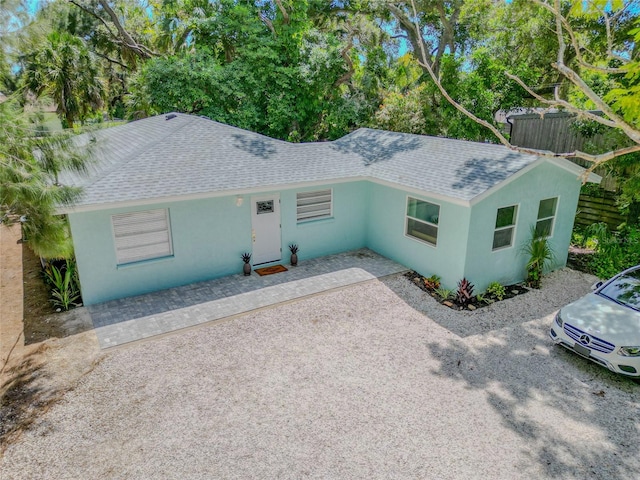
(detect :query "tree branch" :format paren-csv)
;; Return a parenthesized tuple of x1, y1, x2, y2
(93, 51, 130, 70)
(274, 0, 289, 25)
(406, 0, 640, 169)
(504, 72, 618, 128)
(174, 27, 193, 52)
(531, 2, 629, 74)
(551, 60, 640, 143)
(68, 0, 117, 39)
(333, 40, 355, 88)
(388, 3, 435, 74)
(96, 0, 158, 59)
(260, 14, 276, 36)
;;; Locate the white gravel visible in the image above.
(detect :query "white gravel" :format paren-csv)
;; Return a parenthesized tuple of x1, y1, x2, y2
(2, 269, 639, 479)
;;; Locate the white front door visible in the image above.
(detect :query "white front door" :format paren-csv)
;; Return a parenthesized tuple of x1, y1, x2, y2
(251, 194, 281, 265)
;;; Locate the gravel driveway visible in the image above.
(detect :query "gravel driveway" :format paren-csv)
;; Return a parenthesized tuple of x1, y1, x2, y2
(2, 269, 639, 479)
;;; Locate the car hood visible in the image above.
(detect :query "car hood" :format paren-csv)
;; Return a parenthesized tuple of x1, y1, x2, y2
(561, 293, 640, 345)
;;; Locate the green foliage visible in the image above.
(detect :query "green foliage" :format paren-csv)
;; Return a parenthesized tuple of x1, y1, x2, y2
(521, 226, 555, 289)
(129, 2, 375, 141)
(475, 293, 492, 304)
(0, 100, 89, 259)
(424, 274, 441, 290)
(373, 84, 429, 134)
(435, 287, 453, 300)
(22, 31, 104, 128)
(486, 281, 506, 301)
(586, 223, 640, 279)
(12, 0, 637, 167)
(45, 259, 81, 311)
(571, 226, 599, 250)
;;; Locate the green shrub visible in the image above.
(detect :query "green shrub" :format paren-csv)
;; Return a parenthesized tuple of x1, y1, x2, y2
(424, 274, 441, 290)
(571, 228, 587, 248)
(486, 281, 506, 301)
(45, 259, 81, 311)
(521, 226, 555, 289)
(571, 226, 598, 249)
(586, 223, 640, 279)
(435, 287, 452, 300)
(476, 293, 493, 304)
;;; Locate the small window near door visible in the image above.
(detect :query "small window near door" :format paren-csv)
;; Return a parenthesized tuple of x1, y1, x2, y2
(493, 205, 518, 250)
(112, 209, 173, 265)
(297, 189, 332, 222)
(256, 200, 274, 214)
(535, 197, 558, 237)
(406, 197, 439, 246)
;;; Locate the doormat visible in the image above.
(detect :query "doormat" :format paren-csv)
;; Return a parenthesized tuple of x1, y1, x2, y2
(254, 265, 288, 276)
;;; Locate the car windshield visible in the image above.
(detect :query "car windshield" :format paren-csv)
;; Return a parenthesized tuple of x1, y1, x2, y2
(598, 269, 640, 312)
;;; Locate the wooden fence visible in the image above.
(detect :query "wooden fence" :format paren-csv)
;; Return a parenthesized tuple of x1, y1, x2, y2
(509, 112, 618, 191)
(574, 193, 626, 230)
(508, 111, 629, 230)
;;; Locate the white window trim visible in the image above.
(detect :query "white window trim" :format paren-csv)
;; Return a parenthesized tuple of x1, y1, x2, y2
(111, 208, 174, 266)
(405, 195, 440, 247)
(492, 203, 519, 251)
(536, 196, 559, 238)
(296, 188, 333, 223)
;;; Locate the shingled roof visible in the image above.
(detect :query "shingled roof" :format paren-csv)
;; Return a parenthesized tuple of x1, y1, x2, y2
(60, 112, 590, 211)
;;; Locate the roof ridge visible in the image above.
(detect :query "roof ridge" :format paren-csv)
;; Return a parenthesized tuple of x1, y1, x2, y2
(78, 115, 197, 190)
(340, 127, 533, 152)
(189, 114, 293, 146)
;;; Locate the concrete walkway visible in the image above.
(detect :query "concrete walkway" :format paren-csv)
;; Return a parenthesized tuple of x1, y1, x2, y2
(88, 249, 407, 348)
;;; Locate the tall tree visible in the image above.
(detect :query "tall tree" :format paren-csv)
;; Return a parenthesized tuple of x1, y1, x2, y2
(407, 0, 640, 171)
(131, 0, 384, 140)
(1, 0, 30, 92)
(22, 30, 104, 128)
(0, 99, 89, 258)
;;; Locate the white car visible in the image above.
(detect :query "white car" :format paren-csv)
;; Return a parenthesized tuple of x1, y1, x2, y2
(550, 265, 640, 378)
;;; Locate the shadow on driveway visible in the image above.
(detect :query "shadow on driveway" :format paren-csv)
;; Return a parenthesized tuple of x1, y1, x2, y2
(382, 271, 640, 479)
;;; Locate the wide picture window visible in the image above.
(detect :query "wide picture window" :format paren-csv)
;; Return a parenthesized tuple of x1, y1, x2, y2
(112, 209, 173, 265)
(406, 197, 439, 246)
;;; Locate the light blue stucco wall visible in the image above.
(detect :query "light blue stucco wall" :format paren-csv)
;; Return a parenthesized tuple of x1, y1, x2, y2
(69, 181, 368, 304)
(463, 161, 582, 292)
(366, 182, 470, 290)
(281, 182, 368, 261)
(70, 163, 583, 305)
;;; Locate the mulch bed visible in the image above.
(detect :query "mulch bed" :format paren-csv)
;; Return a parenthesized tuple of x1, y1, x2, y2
(22, 245, 62, 344)
(404, 271, 529, 311)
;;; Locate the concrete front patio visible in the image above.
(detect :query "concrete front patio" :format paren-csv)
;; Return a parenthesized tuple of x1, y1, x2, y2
(88, 249, 407, 348)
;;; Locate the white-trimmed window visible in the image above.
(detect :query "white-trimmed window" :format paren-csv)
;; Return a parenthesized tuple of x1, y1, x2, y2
(297, 189, 332, 222)
(112, 209, 173, 265)
(406, 197, 439, 246)
(493, 205, 518, 250)
(535, 197, 558, 237)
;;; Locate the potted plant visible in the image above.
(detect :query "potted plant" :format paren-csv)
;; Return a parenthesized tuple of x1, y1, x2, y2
(289, 244, 299, 266)
(241, 252, 252, 276)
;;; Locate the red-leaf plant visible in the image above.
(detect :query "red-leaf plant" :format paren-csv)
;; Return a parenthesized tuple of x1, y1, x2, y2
(456, 278, 475, 307)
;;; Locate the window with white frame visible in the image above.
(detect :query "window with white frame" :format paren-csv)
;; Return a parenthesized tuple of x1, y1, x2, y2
(406, 197, 439, 246)
(112, 209, 173, 265)
(493, 205, 518, 250)
(296, 189, 332, 222)
(535, 197, 558, 237)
